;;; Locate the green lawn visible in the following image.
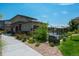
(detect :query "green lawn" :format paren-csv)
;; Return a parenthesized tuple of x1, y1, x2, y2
(59, 34, 79, 56)
(0, 40, 2, 47)
(0, 40, 2, 56)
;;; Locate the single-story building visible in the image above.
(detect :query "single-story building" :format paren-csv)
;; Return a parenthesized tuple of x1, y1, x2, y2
(48, 27, 69, 43)
(0, 15, 43, 33)
(48, 27, 69, 35)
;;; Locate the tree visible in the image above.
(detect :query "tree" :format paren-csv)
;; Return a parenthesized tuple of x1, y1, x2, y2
(69, 19, 78, 31)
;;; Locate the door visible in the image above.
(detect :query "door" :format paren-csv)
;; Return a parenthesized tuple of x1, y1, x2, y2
(18, 24, 22, 31)
(15, 26, 18, 32)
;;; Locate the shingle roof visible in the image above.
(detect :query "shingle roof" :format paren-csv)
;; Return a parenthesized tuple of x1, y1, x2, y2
(10, 14, 37, 21)
(2, 15, 40, 24)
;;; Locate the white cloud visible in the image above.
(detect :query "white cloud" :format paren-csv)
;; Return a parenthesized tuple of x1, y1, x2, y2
(53, 12, 58, 16)
(42, 15, 48, 18)
(58, 3, 75, 5)
(53, 11, 68, 16)
(37, 15, 48, 19)
(37, 15, 49, 23)
(61, 11, 68, 14)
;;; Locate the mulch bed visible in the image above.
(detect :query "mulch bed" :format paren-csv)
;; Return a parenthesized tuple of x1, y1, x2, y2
(25, 42, 62, 56)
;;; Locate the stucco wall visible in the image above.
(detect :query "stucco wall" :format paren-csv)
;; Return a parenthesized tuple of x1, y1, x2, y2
(0, 21, 5, 29)
(21, 23, 33, 32)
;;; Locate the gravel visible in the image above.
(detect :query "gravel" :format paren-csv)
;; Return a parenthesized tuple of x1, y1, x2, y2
(25, 42, 62, 56)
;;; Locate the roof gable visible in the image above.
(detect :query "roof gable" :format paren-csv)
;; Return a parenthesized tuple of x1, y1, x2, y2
(10, 15, 37, 23)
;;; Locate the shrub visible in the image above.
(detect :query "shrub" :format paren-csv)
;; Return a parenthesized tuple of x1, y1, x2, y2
(16, 34, 22, 40)
(74, 30, 79, 33)
(0, 30, 5, 34)
(27, 37, 35, 44)
(33, 23, 48, 43)
(22, 34, 27, 42)
(35, 42, 40, 47)
(15, 33, 27, 42)
(22, 37, 27, 42)
(49, 42, 54, 47)
(67, 32, 74, 36)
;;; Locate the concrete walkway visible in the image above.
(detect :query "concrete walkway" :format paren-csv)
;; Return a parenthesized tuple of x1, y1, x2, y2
(1, 35, 42, 56)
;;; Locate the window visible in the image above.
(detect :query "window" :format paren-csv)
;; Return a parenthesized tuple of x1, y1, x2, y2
(33, 25, 39, 29)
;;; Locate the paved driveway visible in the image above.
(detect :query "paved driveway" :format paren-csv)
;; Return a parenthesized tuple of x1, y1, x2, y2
(1, 35, 42, 56)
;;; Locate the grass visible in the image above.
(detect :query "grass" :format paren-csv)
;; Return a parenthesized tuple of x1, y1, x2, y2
(71, 34, 79, 41)
(58, 34, 79, 56)
(0, 40, 3, 48)
(0, 40, 2, 56)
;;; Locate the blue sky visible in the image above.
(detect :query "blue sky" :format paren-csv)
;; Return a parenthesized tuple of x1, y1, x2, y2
(0, 3, 79, 27)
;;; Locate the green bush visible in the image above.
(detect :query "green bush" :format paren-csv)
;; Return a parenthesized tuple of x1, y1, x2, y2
(0, 30, 5, 34)
(67, 32, 74, 36)
(35, 42, 40, 47)
(74, 30, 79, 33)
(22, 34, 27, 42)
(27, 37, 35, 44)
(49, 42, 54, 47)
(15, 33, 27, 42)
(22, 37, 27, 42)
(33, 23, 48, 43)
(16, 34, 22, 40)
